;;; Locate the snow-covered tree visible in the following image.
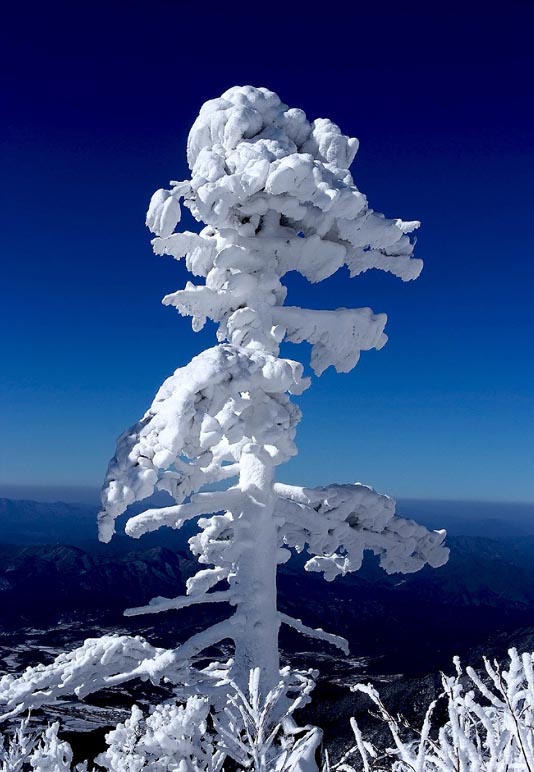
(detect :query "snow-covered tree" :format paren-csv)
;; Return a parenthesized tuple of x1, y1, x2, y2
(98, 84, 448, 693)
(0, 86, 447, 730)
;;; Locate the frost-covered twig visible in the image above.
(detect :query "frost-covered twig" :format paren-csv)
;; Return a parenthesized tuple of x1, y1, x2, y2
(348, 648, 534, 771)
(1, 719, 73, 772)
(213, 668, 320, 772)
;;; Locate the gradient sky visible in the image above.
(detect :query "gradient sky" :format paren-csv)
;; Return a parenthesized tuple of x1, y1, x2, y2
(1, 2, 533, 503)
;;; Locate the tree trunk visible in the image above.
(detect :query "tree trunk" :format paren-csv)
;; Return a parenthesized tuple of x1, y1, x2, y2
(231, 443, 281, 696)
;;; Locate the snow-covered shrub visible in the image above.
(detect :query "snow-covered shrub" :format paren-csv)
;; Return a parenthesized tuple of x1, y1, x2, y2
(0, 720, 72, 772)
(6, 647, 534, 771)
(95, 697, 221, 772)
(1, 716, 36, 772)
(0, 669, 319, 772)
(29, 725, 72, 772)
(214, 668, 320, 772)
(344, 647, 534, 771)
(96, 668, 320, 772)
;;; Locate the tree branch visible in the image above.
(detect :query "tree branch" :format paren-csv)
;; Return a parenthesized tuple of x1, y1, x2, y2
(279, 613, 349, 655)
(125, 488, 244, 538)
(103, 618, 236, 687)
(124, 590, 233, 617)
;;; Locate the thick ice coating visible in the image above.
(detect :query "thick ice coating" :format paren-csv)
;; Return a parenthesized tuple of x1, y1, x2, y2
(275, 482, 449, 580)
(147, 85, 422, 361)
(98, 345, 308, 542)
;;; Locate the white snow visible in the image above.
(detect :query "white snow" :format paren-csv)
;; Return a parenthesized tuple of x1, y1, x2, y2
(275, 482, 448, 580)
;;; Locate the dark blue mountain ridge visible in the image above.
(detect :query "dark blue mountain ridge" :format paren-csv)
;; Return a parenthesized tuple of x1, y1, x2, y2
(2, 496, 534, 546)
(2, 497, 534, 759)
(2, 496, 534, 676)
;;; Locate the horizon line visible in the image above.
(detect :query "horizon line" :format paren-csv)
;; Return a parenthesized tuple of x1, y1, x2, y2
(1, 485, 533, 509)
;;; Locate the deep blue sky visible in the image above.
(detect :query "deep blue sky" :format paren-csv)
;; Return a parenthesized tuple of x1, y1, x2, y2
(1, 2, 533, 504)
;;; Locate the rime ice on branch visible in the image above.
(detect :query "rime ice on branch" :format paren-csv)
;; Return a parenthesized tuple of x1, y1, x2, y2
(0, 86, 448, 721)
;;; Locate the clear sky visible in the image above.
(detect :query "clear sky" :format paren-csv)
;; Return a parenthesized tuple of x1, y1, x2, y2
(1, 2, 533, 503)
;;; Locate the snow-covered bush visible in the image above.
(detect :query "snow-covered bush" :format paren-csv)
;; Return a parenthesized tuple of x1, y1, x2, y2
(95, 697, 220, 772)
(95, 668, 320, 772)
(0, 719, 72, 772)
(1, 716, 36, 772)
(0, 669, 319, 772)
(345, 647, 534, 771)
(213, 668, 320, 772)
(5, 648, 534, 771)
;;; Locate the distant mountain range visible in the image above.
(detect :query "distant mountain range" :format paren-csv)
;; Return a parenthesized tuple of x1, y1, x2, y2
(0, 497, 98, 544)
(0, 543, 186, 623)
(0, 494, 181, 547)
(2, 496, 534, 757)
(2, 496, 534, 671)
(3, 495, 533, 545)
